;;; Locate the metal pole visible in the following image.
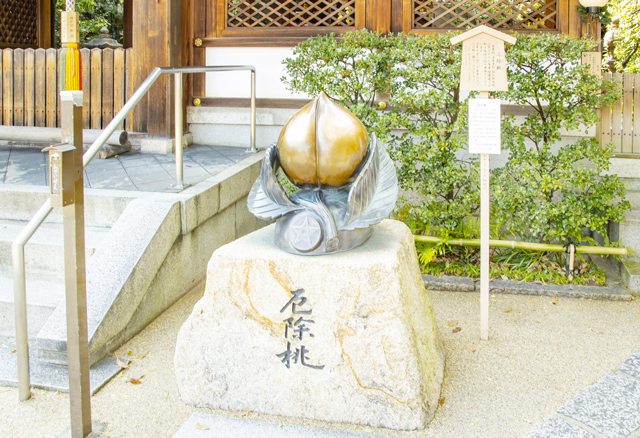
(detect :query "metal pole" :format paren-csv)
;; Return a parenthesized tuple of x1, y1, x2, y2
(12, 244, 29, 401)
(61, 92, 92, 438)
(83, 67, 163, 168)
(173, 71, 187, 189)
(247, 69, 257, 153)
(12, 199, 53, 401)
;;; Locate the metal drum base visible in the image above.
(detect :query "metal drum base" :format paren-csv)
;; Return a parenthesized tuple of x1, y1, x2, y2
(275, 211, 373, 256)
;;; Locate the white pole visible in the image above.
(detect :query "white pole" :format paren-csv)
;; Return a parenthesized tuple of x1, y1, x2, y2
(479, 90, 490, 341)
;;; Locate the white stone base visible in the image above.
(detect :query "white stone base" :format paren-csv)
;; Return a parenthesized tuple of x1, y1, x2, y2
(174, 220, 444, 430)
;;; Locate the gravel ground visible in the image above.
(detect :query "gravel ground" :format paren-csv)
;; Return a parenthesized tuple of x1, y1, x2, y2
(1, 286, 639, 438)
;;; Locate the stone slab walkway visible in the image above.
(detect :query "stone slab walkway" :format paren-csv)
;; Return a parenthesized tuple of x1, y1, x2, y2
(174, 413, 386, 438)
(526, 350, 640, 438)
(0, 144, 248, 192)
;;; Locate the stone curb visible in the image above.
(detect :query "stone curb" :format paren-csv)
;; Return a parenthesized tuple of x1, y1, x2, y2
(422, 274, 632, 301)
(525, 349, 640, 438)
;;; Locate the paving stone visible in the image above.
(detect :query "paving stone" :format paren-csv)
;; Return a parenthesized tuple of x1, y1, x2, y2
(422, 274, 475, 292)
(84, 159, 124, 175)
(135, 180, 179, 192)
(0, 343, 120, 394)
(174, 412, 387, 438)
(0, 145, 245, 194)
(525, 416, 595, 438)
(618, 350, 640, 381)
(557, 372, 640, 438)
(215, 145, 248, 157)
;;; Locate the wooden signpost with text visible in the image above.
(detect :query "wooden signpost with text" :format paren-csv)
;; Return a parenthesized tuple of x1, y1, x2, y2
(451, 26, 516, 341)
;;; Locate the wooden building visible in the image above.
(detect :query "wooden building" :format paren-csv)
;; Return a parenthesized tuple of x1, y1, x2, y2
(187, 0, 592, 107)
(0, 0, 595, 137)
(0, 0, 53, 49)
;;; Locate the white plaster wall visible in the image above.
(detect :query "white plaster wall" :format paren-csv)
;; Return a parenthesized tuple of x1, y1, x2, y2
(205, 47, 309, 100)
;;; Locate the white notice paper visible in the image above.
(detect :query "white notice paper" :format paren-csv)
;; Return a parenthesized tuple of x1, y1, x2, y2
(469, 99, 501, 154)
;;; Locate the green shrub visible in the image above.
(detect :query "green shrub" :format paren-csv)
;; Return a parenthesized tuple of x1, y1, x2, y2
(281, 30, 397, 140)
(281, 30, 630, 247)
(493, 33, 630, 243)
(388, 32, 479, 235)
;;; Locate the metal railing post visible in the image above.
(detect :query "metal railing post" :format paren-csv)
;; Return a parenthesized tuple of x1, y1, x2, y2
(247, 69, 256, 153)
(12, 244, 29, 401)
(173, 71, 188, 189)
(11, 65, 257, 400)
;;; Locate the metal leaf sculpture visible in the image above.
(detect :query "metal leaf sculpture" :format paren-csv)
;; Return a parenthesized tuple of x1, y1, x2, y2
(247, 93, 398, 255)
(247, 144, 300, 220)
(342, 139, 398, 231)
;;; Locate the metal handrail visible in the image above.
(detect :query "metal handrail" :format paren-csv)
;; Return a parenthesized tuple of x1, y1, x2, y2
(12, 65, 256, 400)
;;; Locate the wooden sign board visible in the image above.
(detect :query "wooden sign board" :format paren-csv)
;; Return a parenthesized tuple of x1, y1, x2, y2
(469, 99, 501, 154)
(459, 34, 509, 91)
(451, 25, 516, 92)
(61, 11, 80, 44)
(582, 52, 602, 77)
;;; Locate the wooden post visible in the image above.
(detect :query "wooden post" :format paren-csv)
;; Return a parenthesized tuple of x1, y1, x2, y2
(131, 0, 186, 135)
(451, 25, 516, 341)
(479, 92, 490, 341)
(59, 91, 92, 438)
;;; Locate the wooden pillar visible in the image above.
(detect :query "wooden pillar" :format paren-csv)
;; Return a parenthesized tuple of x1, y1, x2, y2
(131, 0, 190, 136)
(37, 0, 53, 49)
(366, 0, 392, 33)
(123, 0, 133, 49)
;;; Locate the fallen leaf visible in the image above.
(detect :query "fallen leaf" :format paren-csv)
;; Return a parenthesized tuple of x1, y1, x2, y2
(127, 374, 145, 384)
(0, 388, 10, 393)
(10, 350, 16, 354)
(552, 298, 559, 305)
(439, 397, 445, 406)
(637, 311, 640, 319)
(116, 358, 129, 369)
(136, 348, 150, 360)
(471, 347, 477, 353)
(504, 308, 512, 313)
(444, 319, 458, 328)
(127, 350, 133, 356)
(195, 423, 209, 431)
(452, 327, 462, 333)
(533, 280, 547, 286)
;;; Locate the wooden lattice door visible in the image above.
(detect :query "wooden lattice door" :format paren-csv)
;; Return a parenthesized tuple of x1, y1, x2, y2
(217, 0, 365, 39)
(405, 0, 558, 31)
(0, 0, 39, 48)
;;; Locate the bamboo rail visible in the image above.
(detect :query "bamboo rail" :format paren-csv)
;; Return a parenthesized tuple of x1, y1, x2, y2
(414, 235, 631, 256)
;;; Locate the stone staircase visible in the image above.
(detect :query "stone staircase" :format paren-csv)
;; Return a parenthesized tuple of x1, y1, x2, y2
(0, 219, 109, 340)
(0, 149, 265, 392)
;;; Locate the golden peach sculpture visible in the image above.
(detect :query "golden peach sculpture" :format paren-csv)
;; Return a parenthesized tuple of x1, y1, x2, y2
(277, 92, 369, 187)
(248, 92, 397, 255)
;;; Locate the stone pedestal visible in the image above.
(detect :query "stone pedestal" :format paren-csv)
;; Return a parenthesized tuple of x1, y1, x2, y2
(174, 220, 445, 430)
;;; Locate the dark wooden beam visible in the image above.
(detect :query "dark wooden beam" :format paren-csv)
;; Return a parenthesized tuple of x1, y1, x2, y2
(123, 0, 133, 49)
(37, 0, 52, 49)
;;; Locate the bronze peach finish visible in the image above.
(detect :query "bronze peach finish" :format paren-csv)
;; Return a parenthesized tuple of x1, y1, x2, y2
(277, 92, 368, 187)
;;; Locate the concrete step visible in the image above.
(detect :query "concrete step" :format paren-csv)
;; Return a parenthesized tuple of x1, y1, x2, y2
(620, 177, 640, 193)
(0, 273, 64, 341)
(187, 106, 298, 148)
(0, 184, 138, 228)
(610, 210, 640, 255)
(0, 219, 110, 272)
(623, 190, 640, 210)
(620, 256, 640, 295)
